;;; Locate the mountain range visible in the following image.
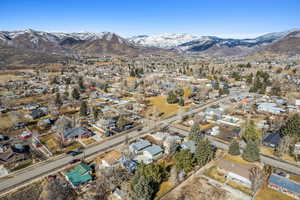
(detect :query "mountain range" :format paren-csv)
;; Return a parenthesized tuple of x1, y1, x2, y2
(0, 29, 300, 67)
(128, 30, 299, 56)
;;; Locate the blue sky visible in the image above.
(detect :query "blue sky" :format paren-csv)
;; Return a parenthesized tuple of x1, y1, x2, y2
(1, 0, 300, 38)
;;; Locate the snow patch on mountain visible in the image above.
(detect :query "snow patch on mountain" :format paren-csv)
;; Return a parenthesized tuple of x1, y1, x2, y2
(128, 33, 199, 48)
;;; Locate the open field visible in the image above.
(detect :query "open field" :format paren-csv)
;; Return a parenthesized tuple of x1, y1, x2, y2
(0, 180, 43, 200)
(226, 180, 252, 196)
(39, 134, 62, 155)
(146, 96, 189, 117)
(155, 180, 174, 199)
(255, 184, 294, 200)
(162, 172, 238, 200)
(0, 115, 14, 129)
(11, 94, 52, 105)
(0, 74, 26, 84)
(81, 138, 96, 146)
(261, 147, 296, 163)
(224, 154, 259, 166)
(203, 166, 226, 183)
(63, 141, 83, 153)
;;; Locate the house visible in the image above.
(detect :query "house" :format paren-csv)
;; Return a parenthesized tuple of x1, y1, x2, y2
(27, 108, 47, 120)
(101, 150, 122, 168)
(129, 140, 151, 154)
(296, 99, 300, 108)
(62, 127, 93, 142)
(143, 145, 164, 161)
(294, 142, 300, 155)
(263, 131, 282, 148)
(0, 165, 9, 178)
(257, 102, 285, 115)
(120, 157, 138, 173)
(268, 173, 300, 199)
(65, 163, 93, 188)
(112, 188, 127, 200)
(208, 126, 220, 136)
(181, 140, 196, 154)
(217, 115, 241, 127)
(205, 108, 223, 120)
(217, 159, 255, 187)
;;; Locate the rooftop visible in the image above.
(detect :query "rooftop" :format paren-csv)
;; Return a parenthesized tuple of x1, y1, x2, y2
(269, 173, 300, 195)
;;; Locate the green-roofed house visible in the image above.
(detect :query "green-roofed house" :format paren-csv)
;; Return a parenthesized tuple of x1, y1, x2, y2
(65, 163, 93, 188)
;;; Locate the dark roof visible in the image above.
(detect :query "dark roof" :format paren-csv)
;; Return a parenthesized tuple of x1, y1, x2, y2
(63, 127, 90, 139)
(269, 173, 300, 195)
(30, 108, 46, 119)
(263, 131, 281, 146)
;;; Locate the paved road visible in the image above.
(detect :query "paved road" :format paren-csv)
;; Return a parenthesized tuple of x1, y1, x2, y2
(0, 95, 233, 195)
(169, 126, 300, 176)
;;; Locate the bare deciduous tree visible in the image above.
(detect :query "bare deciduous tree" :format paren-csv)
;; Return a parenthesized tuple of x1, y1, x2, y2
(249, 166, 263, 193)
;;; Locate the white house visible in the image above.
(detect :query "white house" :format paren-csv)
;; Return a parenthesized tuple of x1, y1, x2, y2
(129, 140, 151, 154)
(143, 145, 164, 161)
(257, 102, 285, 115)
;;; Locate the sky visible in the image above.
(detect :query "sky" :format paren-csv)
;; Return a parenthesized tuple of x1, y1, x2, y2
(1, 0, 300, 38)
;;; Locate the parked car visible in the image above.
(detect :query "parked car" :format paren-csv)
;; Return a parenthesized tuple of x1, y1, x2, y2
(20, 131, 32, 139)
(69, 159, 81, 164)
(66, 151, 83, 156)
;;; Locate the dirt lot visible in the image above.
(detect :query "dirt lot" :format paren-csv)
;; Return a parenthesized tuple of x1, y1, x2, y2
(0, 180, 43, 200)
(162, 173, 241, 200)
(255, 183, 294, 200)
(39, 134, 63, 155)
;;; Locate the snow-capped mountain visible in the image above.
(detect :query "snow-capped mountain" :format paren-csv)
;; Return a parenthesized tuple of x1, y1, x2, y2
(0, 29, 140, 66)
(129, 30, 296, 55)
(128, 33, 199, 48)
(0, 29, 135, 54)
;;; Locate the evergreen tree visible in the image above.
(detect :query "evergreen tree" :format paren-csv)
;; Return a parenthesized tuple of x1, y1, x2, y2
(223, 82, 230, 95)
(132, 176, 154, 200)
(93, 107, 99, 121)
(246, 62, 252, 68)
(72, 88, 80, 100)
(242, 141, 260, 162)
(228, 139, 241, 155)
(243, 121, 260, 143)
(175, 88, 184, 97)
(55, 92, 62, 107)
(195, 139, 214, 167)
(64, 90, 69, 99)
(178, 97, 184, 106)
(80, 101, 88, 116)
(174, 150, 195, 173)
(78, 76, 85, 91)
(117, 116, 127, 129)
(246, 73, 253, 85)
(189, 122, 202, 142)
(280, 114, 300, 138)
(166, 91, 178, 104)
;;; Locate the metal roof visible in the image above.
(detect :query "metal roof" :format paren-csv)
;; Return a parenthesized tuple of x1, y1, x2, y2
(66, 163, 92, 186)
(130, 140, 151, 151)
(143, 145, 164, 156)
(269, 173, 300, 195)
(63, 127, 89, 139)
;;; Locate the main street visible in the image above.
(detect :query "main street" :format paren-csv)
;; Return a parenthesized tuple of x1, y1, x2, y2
(0, 96, 231, 195)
